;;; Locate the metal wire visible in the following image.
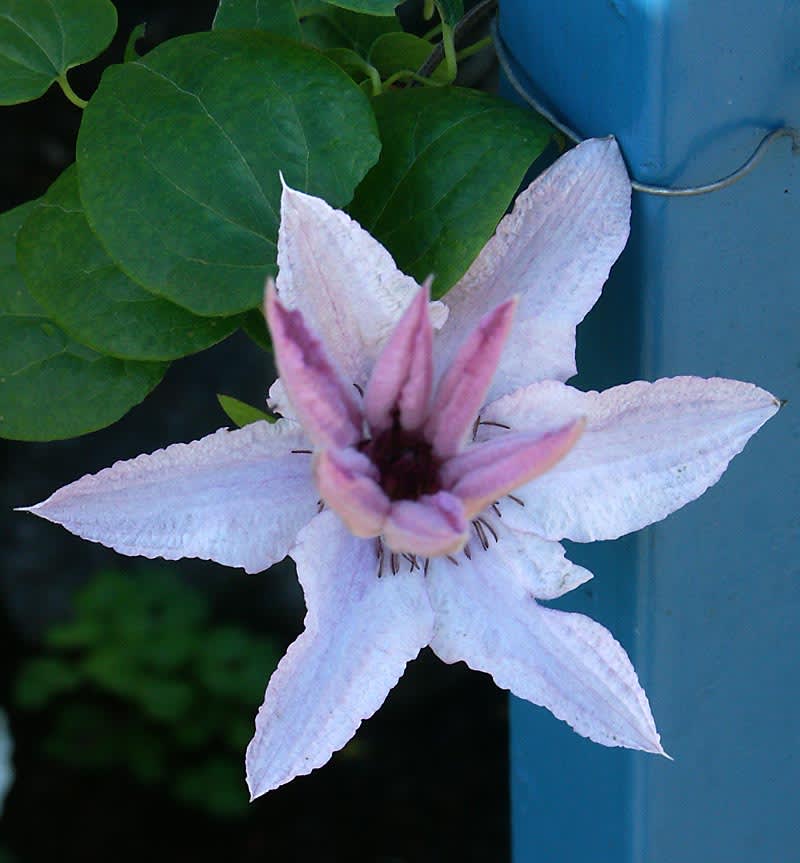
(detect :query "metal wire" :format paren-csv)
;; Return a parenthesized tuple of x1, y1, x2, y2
(490, 17, 800, 197)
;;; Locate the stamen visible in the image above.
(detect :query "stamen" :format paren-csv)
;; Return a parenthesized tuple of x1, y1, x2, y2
(508, 494, 525, 507)
(291, 449, 313, 454)
(423, 558, 430, 577)
(353, 382, 364, 396)
(446, 555, 460, 566)
(473, 519, 489, 550)
(390, 553, 399, 575)
(403, 553, 419, 571)
(471, 414, 482, 442)
(463, 544, 472, 560)
(316, 500, 325, 513)
(477, 516, 498, 543)
(376, 538, 384, 578)
(492, 502, 502, 518)
(479, 420, 512, 430)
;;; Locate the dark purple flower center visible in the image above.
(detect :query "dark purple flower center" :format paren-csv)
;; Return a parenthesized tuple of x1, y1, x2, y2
(361, 421, 441, 502)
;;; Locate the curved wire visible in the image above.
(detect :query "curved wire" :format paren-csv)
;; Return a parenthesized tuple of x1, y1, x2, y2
(490, 18, 800, 197)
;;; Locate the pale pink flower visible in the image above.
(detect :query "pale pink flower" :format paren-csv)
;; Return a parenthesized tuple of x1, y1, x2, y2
(22, 139, 780, 799)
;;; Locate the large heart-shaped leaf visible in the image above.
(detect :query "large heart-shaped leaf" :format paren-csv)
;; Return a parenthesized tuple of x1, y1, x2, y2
(0, 0, 117, 105)
(0, 202, 166, 441)
(78, 30, 380, 317)
(16, 167, 240, 361)
(349, 88, 550, 298)
(213, 0, 301, 40)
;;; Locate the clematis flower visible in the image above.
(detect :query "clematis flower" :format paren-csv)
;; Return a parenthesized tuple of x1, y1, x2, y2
(22, 139, 779, 799)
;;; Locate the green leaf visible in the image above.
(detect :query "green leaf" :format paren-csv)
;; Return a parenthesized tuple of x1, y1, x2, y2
(14, 657, 83, 709)
(16, 167, 240, 361)
(217, 394, 275, 427)
(368, 32, 447, 82)
(0, 0, 117, 105)
(78, 30, 380, 317)
(349, 88, 550, 298)
(241, 308, 271, 351)
(0, 202, 167, 441)
(321, 0, 400, 15)
(324, 46, 372, 82)
(299, 4, 399, 54)
(213, 0, 302, 40)
(434, 0, 463, 26)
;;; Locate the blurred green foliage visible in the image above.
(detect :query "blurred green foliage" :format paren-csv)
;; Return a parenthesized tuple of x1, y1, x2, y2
(15, 569, 280, 816)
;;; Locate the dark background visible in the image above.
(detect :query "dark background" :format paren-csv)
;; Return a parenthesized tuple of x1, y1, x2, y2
(0, 2, 509, 861)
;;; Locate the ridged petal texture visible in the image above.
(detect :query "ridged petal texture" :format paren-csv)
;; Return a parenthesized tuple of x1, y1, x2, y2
(479, 377, 780, 541)
(25, 420, 318, 574)
(246, 512, 433, 796)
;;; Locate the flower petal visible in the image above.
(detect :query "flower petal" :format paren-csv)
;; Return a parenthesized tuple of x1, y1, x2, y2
(427, 541, 663, 753)
(276, 181, 447, 388)
(437, 138, 631, 396)
(426, 298, 517, 459)
(440, 421, 585, 520)
(382, 491, 469, 557)
(246, 511, 433, 797)
(314, 447, 390, 537)
(363, 279, 434, 434)
(266, 283, 362, 449)
(481, 377, 781, 541)
(21, 420, 319, 574)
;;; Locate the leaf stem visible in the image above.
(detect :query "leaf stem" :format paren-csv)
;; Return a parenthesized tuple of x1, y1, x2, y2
(422, 23, 442, 41)
(381, 70, 449, 90)
(440, 22, 458, 82)
(455, 35, 492, 62)
(57, 73, 87, 109)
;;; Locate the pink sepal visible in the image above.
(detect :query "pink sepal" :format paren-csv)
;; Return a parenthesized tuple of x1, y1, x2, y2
(314, 448, 390, 538)
(442, 419, 585, 519)
(266, 282, 362, 449)
(426, 298, 517, 458)
(382, 491, 468, 557)
(363, 279, 434, 435)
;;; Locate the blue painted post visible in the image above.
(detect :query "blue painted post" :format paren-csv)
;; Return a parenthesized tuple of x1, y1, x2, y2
(500, 2, 799, 862)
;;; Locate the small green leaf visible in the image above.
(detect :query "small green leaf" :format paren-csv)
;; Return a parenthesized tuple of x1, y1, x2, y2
(300, 4, 399, 54)
(78, 30, 381, 317)
(213, 0, 302, 40)
(320, 0, 400, 15)
(349, 88, 550, 297)
(368, 32, 448, 82)
(217, 393, 275, 427)
(16, 167, 240, 361)
(0, 0, 117, 105)
(0, 202, 167, 441)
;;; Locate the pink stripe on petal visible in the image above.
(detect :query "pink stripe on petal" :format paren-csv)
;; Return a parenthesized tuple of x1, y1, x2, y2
(266, 282, 362, 449)
(364, 278, 434, 434)
(314, 448, 390, 538)
(426, 298, 517, 459)
(382, 491, 468, 557)
(442, 420, 585, 520)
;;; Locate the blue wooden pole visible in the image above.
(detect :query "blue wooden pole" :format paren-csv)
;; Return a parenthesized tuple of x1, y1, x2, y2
(500, 2, 799, 862)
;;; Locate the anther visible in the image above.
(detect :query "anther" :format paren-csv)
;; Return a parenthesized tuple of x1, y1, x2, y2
(353, 382, 364, 396)
(464, 544, 472, 560)
(446, 555, 460, 566)
(316, 500, 325, 513)
(479, 420, 511, 430)
(492, 502, 502, 518)
(473, 519, 489, 550)
(390, 553, 399, 575)
(508, 494, 525, 507)
(376, 538, 384, 578)
(423, 558, 430, 577)
(403, 553, 419, 571)
(477, 517, 498, 543)
(291, 449, 313, 454)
